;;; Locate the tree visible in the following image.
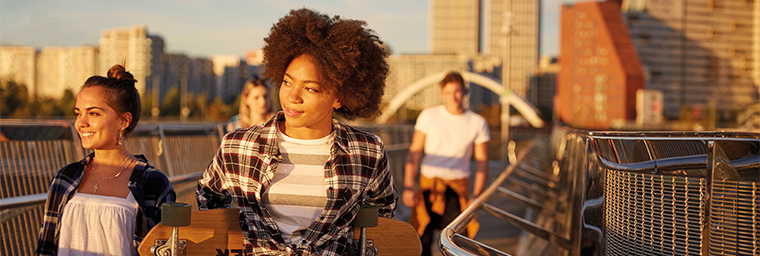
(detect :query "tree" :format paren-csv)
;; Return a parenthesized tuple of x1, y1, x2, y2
(1, 81, 29, 117)
(207, 97, 232, 121)
(159, 86, 181, 117)
(58, 89, 76, 117)
(141, 91, 155, 117)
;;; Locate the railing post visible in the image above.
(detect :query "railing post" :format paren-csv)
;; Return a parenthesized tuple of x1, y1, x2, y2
(703, 140, 715, 256)
(158, 124, 175, 176)
(69, 120, 85, 160)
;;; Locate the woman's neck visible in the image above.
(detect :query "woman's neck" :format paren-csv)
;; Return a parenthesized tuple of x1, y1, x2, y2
(93, 147, 132, 165)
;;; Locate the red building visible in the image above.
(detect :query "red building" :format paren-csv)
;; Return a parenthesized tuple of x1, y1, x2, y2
(557, 1, 645, 130)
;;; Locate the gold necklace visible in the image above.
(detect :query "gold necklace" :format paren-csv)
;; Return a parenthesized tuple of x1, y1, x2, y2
(91, 156, 134, 194)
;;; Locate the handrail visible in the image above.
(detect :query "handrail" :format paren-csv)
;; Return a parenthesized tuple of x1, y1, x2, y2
(0, 172, 204, 222)
(439, 140, 537, 256)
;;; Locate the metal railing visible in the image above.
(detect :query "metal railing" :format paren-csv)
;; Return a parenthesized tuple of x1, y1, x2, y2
(0, 119, 414, 256)
(441, 127, 760, 256)
(440, 128, 580, 256)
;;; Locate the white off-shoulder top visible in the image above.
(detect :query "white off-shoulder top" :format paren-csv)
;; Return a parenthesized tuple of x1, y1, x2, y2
(57, 192, 139, 256)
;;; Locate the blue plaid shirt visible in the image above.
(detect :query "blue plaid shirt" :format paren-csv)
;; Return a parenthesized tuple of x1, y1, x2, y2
(197, 112, 397, 255)
(35, 154, 176, 255)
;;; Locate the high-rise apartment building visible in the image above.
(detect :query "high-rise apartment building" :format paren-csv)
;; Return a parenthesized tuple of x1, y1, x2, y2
(529, 55, 559, 118)
(428, 0, 540, 100)
(0, 46, 37, 100)
(210, 55, 246, 104)
(36, 46, 99, 99)
(483, 0, 540, 99)
(429, 0, 481, 55)
(187, 57, 215, 97)
(558, 1, 645, 129)
(620, 0, 759, 120)
(99, 24, 164, 95)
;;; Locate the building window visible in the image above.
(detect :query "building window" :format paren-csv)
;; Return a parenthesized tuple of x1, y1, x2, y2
(708, 56, 719, 81)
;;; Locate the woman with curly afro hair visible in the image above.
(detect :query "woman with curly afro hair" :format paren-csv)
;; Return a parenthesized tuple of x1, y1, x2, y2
(197, 8, 397, 255)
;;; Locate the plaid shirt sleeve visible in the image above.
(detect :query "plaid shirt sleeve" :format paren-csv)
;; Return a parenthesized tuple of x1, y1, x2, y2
(365, 140, 397, 218)
(35, 163, 82, 256)
(133, 163, 176, 239)
(196, 132, 234, 210)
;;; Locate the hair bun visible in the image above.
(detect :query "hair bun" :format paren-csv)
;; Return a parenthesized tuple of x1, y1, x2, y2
(107, 64, 138, 84)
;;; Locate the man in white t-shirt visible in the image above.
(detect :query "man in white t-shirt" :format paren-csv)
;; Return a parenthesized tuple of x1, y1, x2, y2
(403, 71, 490, 256)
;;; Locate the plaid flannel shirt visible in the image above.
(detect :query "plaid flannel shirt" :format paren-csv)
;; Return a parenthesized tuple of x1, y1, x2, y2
(35, 154, 175, 256)
(196, 112, 397, 256)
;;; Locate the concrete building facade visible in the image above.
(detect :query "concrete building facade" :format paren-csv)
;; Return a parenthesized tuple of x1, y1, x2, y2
(0, 46, 37, 100)
(429, 0, 481, 55)
(483, 0, 541, 98)
(36, 46, 99, 99)
(99, 24, 164, 95)
(210, 55, 248, 104)
(620, 0, 760, 120)
(529, 55, 559, 118)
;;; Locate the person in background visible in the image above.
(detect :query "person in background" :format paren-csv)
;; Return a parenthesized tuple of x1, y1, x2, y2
(36, 64, 176, 256)
(196, 8, 396, 255)
(403, 71, 490, 256)
(227, 75, 275, 131)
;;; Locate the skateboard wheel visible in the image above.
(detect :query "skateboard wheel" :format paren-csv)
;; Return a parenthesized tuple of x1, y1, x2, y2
(161, 202, 191, 227)
(352, 205, 378, 227)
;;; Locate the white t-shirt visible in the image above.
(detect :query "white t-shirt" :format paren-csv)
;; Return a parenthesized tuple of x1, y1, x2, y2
(264, 128, 331, 245)
(415, 105, 490, 180)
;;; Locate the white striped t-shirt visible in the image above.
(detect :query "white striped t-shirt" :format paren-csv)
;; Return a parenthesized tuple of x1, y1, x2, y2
(264, 128, 332, 245)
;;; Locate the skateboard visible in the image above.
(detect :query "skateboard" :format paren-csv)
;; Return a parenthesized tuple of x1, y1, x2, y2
(138, 208, 422, 256)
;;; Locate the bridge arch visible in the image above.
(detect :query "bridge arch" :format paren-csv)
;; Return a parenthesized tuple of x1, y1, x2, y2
(376, 71, 545, 128)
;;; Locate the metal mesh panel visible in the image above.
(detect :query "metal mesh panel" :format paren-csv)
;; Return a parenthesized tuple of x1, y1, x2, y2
(125, 136, 164, 171)
(1, 140, 79, 256)
(710, 180, 760, 255)
(604, 170, 705, 256)
(165, 135, 221, 209)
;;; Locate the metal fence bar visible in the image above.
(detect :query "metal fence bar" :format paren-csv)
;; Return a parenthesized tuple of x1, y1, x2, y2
(1, 120, 414, 256)
(440, 140, 539, 256)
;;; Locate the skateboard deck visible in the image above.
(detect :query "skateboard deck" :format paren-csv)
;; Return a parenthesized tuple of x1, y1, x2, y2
(138, 208, 245, 256)
(138, 208, 421, 256)
(353, 216, 422, 256)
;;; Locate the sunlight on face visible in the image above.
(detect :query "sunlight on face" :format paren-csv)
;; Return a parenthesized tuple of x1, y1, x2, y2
(278, 54, 342, 139)
(74, 86, 127, 150)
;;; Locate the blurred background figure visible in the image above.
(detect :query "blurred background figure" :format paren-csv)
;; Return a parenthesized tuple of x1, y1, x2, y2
(227, 75, 274, 131)
(403, 71, 489, 256)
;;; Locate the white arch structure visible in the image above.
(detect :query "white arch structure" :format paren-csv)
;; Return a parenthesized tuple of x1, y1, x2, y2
(376, 71, 545, 128)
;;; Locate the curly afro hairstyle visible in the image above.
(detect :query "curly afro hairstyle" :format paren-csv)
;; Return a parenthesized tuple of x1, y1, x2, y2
(262, 8, 390, 120)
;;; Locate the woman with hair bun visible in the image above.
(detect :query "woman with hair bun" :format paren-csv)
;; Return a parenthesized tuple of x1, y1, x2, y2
(36, 64, 176, 256)
(197, 8, 396, 255)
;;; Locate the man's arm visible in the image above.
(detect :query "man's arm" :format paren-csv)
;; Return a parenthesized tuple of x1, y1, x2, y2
(402, 130, 426, 207)
(471, 142, 488, 200)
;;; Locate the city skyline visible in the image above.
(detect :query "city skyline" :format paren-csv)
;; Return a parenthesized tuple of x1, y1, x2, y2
(0, 0, 582, 58)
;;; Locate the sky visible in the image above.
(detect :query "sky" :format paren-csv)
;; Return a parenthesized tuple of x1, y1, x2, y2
(0, 0, 579, 58)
